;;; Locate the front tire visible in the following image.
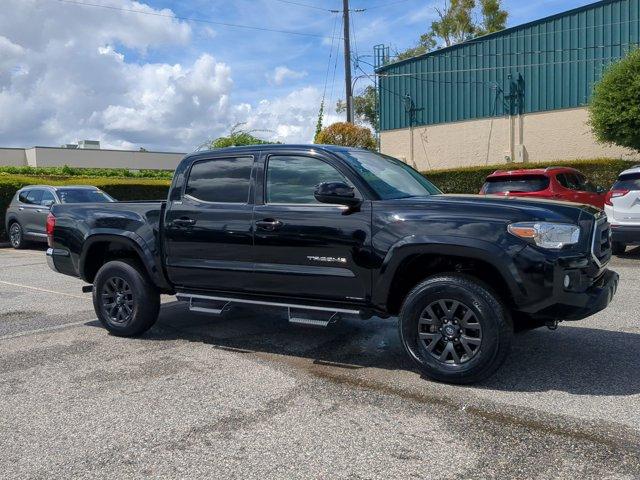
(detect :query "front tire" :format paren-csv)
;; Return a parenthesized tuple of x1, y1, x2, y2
(612, 241, 626, 256)
(92, 260, 160, 337)
(398, 274, 512, 384)
(9, 222, 27, 249)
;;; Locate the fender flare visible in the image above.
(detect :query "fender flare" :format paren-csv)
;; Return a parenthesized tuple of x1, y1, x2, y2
(372, 235, 527, 310)
(79, 230, 171, 291)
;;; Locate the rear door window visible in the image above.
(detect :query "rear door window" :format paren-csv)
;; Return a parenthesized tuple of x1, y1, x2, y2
(613, 173, 640, 190)
(40, 190, 57, 205)
(185, 157, 254, 203)
(25, 190, 43, 205)
(482, 175, 549, 194)
(18, 190, 31, 204)
(557, 173, 596, 192)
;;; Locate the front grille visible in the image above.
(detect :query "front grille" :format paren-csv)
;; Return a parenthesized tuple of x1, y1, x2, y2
(591, 217, 611, 267)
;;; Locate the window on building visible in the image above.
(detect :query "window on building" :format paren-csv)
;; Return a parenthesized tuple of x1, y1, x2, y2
(266, 155, 351, 204)
(185, 157, 253, 203)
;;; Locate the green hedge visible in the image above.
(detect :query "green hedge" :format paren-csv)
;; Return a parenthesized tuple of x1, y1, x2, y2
(423, 158, 638, 193)
(1, 175, 170, 240)
(0, 165, 173, 179)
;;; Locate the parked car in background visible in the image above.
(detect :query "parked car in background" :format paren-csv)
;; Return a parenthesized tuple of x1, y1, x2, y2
(5, 185, 114, 249)
(604, 165, 640, 255)
(480, 167, 607, 209)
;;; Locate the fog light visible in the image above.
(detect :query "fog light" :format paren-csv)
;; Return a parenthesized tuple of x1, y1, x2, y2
(564, 274, 571, 288)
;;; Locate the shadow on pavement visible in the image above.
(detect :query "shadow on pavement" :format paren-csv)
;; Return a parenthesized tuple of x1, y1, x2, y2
(136, 300, 640, 397)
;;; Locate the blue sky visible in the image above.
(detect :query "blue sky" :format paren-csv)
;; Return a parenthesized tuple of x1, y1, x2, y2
(0, 0, 597, 151)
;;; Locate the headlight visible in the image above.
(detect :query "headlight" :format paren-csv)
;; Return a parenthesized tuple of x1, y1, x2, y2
(508, 222, 580, 249)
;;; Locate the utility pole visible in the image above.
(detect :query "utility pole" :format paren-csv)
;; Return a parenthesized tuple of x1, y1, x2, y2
(342, 0, 353, 123)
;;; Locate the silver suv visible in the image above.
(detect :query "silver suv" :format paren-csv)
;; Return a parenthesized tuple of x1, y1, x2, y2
(5, 185, 114, 249)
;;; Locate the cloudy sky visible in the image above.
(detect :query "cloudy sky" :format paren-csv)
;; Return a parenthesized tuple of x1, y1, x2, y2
(1, 0, 595, 152)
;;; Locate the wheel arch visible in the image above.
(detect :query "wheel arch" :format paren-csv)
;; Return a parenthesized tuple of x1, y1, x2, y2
(80, 233, 171, 291)
(373, 236, 525, 315)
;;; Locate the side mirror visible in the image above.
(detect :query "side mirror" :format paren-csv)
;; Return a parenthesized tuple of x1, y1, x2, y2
(596, 186, 606, 194)
(42, 200, 55, 208)
(314, 182, 361, 208)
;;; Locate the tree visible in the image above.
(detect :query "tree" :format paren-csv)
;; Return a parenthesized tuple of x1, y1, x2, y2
(315, 122, 376, 150)
(204, 123, 278, 149)
(336, 85, 379, 131)
(589, 48, 640, 152)
(314, 100, 325, 143)
(397, 0, 507, 59)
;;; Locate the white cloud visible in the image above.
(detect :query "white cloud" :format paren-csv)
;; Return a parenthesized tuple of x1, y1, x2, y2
(0, 0, 334, 151)
(267, 66, 308, 86)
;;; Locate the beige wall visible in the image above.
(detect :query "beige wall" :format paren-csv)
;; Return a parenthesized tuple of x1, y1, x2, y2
(0, 148, 27, 166)
(380, 107, 638, 171)
(0, 146, 185, 170)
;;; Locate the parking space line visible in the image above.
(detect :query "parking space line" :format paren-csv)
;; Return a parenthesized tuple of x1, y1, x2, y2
(0, 319, 92, 341)
(0, 250, 45, 256)
(0, 280, 87, 300)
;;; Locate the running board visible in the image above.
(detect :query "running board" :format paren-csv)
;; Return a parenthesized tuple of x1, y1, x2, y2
(288, 308, 340, 328)
(176, 292, 360, 326)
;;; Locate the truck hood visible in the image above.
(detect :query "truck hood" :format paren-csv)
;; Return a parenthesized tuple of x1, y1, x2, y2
(383, 193, 602, 224)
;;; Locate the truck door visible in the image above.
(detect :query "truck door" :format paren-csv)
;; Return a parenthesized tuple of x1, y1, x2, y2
(251, 152, 371, 303)
(164, 155, 256, 292)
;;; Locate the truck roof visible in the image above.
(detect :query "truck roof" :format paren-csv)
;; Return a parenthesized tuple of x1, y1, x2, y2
(183, 144, 372, 160)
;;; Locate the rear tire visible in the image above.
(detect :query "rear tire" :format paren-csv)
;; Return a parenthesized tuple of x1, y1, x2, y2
(398, 274, 512, 384)
(92, 260, 160, 337)
(612, 241, 626, 256)
(9, 222, 27, 249)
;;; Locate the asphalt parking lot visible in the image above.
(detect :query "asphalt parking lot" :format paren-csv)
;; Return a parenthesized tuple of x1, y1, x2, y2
(1, 246, 639, 479)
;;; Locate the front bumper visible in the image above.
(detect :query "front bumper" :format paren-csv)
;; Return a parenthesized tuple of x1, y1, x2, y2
(530, 268, 619, 321)
(611, 224, 640, 245)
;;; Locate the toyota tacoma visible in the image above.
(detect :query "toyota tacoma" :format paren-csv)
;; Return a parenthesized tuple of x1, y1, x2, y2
(45, 145, 619, 384)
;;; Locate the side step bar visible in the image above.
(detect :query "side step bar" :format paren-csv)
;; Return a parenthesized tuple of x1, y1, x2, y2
(176, 292, 360, 327)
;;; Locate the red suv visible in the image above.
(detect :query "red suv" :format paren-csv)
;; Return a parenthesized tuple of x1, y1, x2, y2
(480, 167, 607, 209)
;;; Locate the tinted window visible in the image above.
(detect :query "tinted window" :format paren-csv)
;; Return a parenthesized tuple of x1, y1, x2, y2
(483, 175, 549, 194)
(613, 173, 640, 190)
(57, 189, 113, 203)
(18, 190, 31, 204)
(339, 151, 441, 199)
(557, 172, 596, 192)
(40, 190, 56, 205)
(26, 190, 43, 205)
(185, 157, 253, 203)
(267, 156, 350, 204)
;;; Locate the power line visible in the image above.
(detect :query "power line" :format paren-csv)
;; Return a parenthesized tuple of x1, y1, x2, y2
(50, 0, 336, 39)
(322, 13, 342, 102)
(359, 0, 418, 10)
(270, 0, 335, 12)
(380, 16, 640, 60)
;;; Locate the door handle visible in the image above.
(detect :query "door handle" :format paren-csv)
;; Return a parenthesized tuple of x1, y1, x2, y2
(173, 217, 196, 226)
(256, 219, 283, 231)
(18, 207, 24, 211)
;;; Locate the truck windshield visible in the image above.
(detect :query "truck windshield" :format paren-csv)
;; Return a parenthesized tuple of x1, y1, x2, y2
(57, 189, 114, 203)
(339, 151, 441, 199)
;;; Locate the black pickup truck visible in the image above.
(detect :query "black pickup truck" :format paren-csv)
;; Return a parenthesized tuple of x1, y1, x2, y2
(46, 145, 619, 383)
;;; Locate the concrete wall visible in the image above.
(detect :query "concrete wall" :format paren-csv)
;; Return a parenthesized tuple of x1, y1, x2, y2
(0, 146, 185, 170)
(380, 107, 639, 171)
(0, 148, 27, 166)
